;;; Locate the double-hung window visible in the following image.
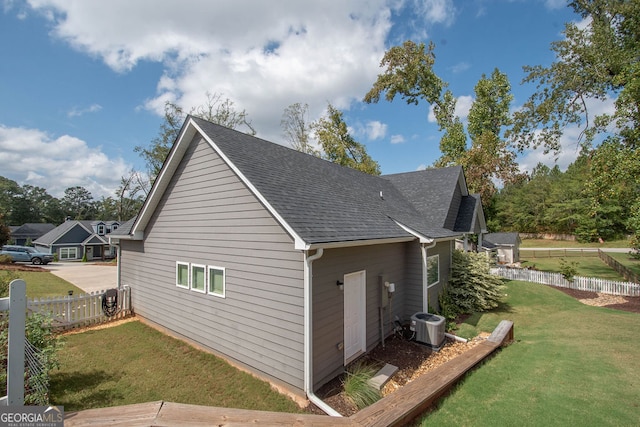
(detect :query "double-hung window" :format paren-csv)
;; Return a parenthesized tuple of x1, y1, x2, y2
(191, 264, 206, 293)
(176, 261, 189, 288)
(208, 266, 225, 297)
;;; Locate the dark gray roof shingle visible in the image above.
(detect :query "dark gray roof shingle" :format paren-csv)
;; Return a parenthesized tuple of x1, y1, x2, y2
(191, 117, 465, 244)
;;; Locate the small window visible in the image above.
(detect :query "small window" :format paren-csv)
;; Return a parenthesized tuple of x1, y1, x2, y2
(97, 224, 106, 235)
(427, 254, 439, 288)
(208, 266, 225, 297)
(191, 264, 206, 293)
(176, 262, 189, 288)
(111, 224, 118, 231)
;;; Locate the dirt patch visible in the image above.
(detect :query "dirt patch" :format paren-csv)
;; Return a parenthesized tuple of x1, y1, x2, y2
(0, 263, 47, 272)
(306, 333, 488, 417)
(555, 288, 640, 313)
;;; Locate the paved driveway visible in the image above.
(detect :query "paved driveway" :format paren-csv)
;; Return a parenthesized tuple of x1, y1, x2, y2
(43, 262, 117, 294)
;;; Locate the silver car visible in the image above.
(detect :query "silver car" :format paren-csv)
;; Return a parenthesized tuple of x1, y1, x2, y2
(0, 245, 54, 265)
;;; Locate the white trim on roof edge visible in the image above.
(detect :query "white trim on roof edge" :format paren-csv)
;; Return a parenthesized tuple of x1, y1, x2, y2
(129, 118, 308, 249)
(191, 120, 309, 250)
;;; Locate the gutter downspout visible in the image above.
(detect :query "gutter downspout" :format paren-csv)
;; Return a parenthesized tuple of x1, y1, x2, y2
(304, 248, 342, 417)
(421, 241, 437, 312)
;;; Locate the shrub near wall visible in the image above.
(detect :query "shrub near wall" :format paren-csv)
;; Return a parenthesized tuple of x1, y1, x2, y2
(439, 250, 504, 324)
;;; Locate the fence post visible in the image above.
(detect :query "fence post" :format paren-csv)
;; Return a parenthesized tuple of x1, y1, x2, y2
(7, 280, 26, 406)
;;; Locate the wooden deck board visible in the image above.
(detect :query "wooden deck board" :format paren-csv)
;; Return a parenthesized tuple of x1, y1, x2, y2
(64, 400, 163, 426)
(154, 401, 357, 426)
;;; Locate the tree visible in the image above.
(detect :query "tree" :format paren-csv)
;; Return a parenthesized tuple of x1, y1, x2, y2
(510, 0, 640, 153)
(310, 104, 381, 175)
(136, 92, 256, 182)
(432, 90, 466, 167)
(281, 102, 317, 155)
(364, 40, 445, 108)
(61, 186, 95, 220)
(113, 170, 147, 221)
(0, 213, 10, 246)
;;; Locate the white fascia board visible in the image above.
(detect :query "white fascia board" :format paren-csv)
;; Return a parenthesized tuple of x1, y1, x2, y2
(392, 221, 434, 244)
(190, 120, 309, 251)
(306, 236, 416, 250)
(129, 120, 199, 240)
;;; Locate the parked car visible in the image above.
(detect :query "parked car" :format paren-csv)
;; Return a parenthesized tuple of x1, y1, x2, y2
(0, 245, 54, 265)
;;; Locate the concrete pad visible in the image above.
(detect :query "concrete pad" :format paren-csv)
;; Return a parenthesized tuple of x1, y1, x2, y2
(42, 262, 117, 294)
(368, 363, 398, 390)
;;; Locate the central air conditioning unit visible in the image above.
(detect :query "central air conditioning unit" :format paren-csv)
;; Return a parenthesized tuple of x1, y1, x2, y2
(410, 312, 445, 350)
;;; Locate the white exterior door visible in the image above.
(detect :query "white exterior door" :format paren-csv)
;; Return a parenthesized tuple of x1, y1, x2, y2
(343, 270, 366, 364)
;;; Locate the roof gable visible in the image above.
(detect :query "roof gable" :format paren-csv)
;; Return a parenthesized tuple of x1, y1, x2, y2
(130, 117, 477, 248)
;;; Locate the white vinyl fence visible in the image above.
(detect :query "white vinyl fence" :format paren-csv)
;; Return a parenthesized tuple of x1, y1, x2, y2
(27, 286, 132, 330)
(491, 267, 640, 297)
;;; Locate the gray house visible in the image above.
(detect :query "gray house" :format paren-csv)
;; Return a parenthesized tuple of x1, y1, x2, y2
(109, 116, 486, 404)
(8, 223, 55, 246)
(34, 220, 121, 260)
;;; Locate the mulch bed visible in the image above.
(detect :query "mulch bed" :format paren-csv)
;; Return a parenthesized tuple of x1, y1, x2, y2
(554, 287, 640, 313)
(0, 263, 47, 272)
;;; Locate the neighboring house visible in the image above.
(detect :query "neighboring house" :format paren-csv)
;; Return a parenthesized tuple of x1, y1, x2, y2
(8, 223, 55, 246)
(483, 232, 521, 264)
(109, 116, 486, 401)
(34, 220, 121, 261)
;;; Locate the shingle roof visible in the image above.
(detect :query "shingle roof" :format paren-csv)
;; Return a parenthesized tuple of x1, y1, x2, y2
(191, 117, 462, 244)
(484, 232, 520, 246)
(128, 117, 483, 247)
(9, 223, 55, 238)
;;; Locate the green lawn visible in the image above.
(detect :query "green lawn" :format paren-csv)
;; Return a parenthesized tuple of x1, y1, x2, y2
(519, 256, 626, 281)
(0, 269, 83, 298)
(49, 320, 302, 413)
(421, 281, 640, 426)
(606, 252, 640, 277)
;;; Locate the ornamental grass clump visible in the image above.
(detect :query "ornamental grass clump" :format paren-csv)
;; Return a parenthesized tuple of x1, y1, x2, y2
(342, 361, 381, 409)
(440, 250, 504, 322)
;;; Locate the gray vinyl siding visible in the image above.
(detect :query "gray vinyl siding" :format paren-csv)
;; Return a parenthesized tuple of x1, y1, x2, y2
(119, 135, 306, 391)
(403, 240, 453, 316)
(55, 224, 91, 244)
(404, 240, 423, 318)
(311, 243, 407, 390)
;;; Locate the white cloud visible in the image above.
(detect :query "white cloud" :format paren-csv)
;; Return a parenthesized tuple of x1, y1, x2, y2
(67, 103, 102, 118)
(450, 61, 470, 74)
(25, 0, 405, 142)
(415, 0, 456, 26)
(0, 125, 132, 198)
(366, 121, 387, 140)
(390, 134, 405, 144)
(544, 0, 568, 10)
(428, 94, 474, 122)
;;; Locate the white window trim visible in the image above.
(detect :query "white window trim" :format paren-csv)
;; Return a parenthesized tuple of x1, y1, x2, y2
(176, 261, 190, 289)
(60, 247, 78, 260)
(207, 265, 226, 298)
(191, 263, 207, 293)
(97, 224, 106, 235)
(427, 254, 439, 288)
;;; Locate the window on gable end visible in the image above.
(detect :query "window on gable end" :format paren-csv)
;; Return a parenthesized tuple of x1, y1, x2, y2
(208, 266, 225, 298)
(176, 261, 189, 288)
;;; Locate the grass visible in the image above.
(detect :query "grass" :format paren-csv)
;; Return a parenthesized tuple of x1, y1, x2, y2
(606, 252, 640, 277)
(49, 320, 302, 413)
(520, 238, 630, 248)
(0, 269, 83, 298)
(520, 256, 626, 281)
(343, 361, 381, 409)
(421, 281, 640, 426)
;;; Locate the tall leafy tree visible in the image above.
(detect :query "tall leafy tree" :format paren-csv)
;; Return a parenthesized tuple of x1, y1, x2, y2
(310, 104, 381, 175)
(510, 0, 640, 152)
(136, 92, 256, 182)
(281, 102, 317, 155)
(61, 186, 95, 220)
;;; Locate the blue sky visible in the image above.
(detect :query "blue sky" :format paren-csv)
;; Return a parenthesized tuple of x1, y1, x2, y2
(0, 0, 589, 199)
